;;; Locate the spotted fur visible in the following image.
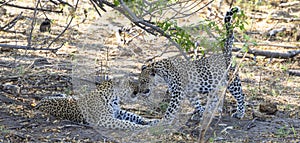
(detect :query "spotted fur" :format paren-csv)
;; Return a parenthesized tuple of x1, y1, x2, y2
(138, 7, 245, 121)
(36, 78, 159, 130)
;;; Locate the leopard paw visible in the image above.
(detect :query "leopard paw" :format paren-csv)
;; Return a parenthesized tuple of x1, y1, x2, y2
(231, 111, 244, 119)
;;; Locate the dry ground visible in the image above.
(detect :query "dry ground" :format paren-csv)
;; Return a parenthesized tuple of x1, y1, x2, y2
(1, 0, 300, 142)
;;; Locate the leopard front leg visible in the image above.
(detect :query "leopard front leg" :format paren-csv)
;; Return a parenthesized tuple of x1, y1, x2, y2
(116, 109, 159, 126)
(164, 90, 185, 122)
(188, 95, 206, 121)
(227, 73, 245, 119)
(99, 116, 152, 130)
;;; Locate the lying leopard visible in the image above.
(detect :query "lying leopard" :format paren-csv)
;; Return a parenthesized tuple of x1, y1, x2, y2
(36, 77, 159, 130)
(137, 7, 245, 122)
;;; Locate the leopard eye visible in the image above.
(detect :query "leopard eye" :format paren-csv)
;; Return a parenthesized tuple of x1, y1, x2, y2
(141, 65, 147, 71)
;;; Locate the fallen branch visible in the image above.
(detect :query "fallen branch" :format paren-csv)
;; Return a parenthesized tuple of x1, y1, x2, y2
(266, 27, 286, 37)
(0, 2, 63, 13)
(0, 44, 63, 52)
(235, 42, 300, 49)
(0, 29, 26, 34)
(232, 47, 300, 59)
(279, 1, 300, 7)
(247, 14, 300, 22)
(288, 70, 300, 76)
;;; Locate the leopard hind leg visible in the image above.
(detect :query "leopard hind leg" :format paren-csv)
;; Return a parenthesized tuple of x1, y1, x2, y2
(227, 72, 245, 119)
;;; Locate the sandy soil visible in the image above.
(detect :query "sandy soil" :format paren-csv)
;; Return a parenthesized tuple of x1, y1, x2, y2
(1, 0, 300, 142)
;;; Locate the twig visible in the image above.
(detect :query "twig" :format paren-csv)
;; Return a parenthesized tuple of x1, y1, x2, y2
(169, 0, 214, 19)
(0, 1, 63, 13)
(89, 0, 103, 17)
(145, 43, 171, 62)
(56, 0, 74, 8)
(98, 0, 190, 60)
(28, 0, 40, 47)
(46, 0, 79, 49)
(0, 12, 23, 31)
(232, 47, 300, 59)
(90, 0, 107, 14)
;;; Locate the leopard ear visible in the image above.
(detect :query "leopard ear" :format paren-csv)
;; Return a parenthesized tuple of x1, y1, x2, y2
(141, 65, 147, 71)
(150, 68, 155, 76)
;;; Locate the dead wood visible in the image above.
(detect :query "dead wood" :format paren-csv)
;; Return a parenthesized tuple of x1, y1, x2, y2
(0, 2, 63, 13)
(247, 14, 300, 22)
(232, 48, 300, 59)
(235, 42, 300, 49)
(266, 27, 286, 37)
(279, 1, 300, 7)
(0, 44, 62, 52)
(288, 70, 300, 76)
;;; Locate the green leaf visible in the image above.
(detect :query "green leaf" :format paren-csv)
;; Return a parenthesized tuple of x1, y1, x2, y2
(113, 0, 120, 6)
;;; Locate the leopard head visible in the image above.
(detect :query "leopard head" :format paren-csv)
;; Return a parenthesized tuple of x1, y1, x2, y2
(138, 64, 155, 96)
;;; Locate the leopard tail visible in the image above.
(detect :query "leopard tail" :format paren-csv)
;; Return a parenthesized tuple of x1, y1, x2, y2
(223, 7, 240, 64)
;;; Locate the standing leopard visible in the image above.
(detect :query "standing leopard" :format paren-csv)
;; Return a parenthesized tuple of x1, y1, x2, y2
(137, 7, 245, 122)
(36, 77, 159, 130)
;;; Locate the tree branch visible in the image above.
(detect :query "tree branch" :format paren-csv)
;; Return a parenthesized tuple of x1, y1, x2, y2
(27, 0, 40, 47)
(0, 1, 63, 13)
(116, 0, 190, 60)
(89, 0, 190, 60)
(0, 12, 23, 31)
(46, 0, 79, 49)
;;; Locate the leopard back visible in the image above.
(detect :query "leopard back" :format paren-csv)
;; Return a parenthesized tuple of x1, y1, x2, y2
(36, 96, 86, 123)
